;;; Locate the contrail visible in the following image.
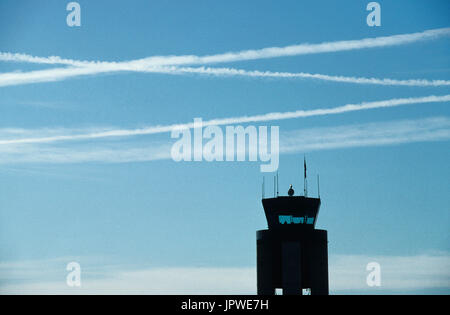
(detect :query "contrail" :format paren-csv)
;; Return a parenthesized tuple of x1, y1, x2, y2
(1, 117, 448, 164)
(158, 66, 450, 87)
(280, 117, 450, 153)
(1, 65, 449, 88)
(1, 27, 449, 87)
(1, 94, 449, 145)
(0, 66, 119, 87)
(1, 27, 449, 67)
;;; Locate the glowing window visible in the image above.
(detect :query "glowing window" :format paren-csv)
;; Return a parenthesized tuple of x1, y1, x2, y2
(292, 217, 304, 224)
(279, 215, 292, 224)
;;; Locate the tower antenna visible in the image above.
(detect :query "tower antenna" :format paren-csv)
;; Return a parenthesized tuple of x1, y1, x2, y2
(276, 172, 279, 197)
(273, 176, 276, 197)
(304, 156, 308, 197)
(262, 176, 265, 199)
(317, 174, 320, 199)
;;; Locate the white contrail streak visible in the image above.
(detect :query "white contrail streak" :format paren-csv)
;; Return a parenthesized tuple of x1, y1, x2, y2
(158, 66, 450, 86)
(0, 66, 111, 87)
(0, 117, 448, 164)
(1, 95, 449, 145)
(1, 27, 449, 67)
(1, 28, 449, 87)
(280, 117, 450, 153)
(1, 65, 449, 88)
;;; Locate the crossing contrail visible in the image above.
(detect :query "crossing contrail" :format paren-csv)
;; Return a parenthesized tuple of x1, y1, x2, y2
(1, 27, 449, 67)
(1, 27, 449, 87)
(1, 65, 449, 88)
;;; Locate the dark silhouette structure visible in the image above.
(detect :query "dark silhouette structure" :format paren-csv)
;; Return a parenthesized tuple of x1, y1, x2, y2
(257, 184, 329, 295)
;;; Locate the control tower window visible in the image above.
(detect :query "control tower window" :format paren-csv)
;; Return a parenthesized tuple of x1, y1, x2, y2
(292, 217, 304, 224)
(279, 215, 292, 224)
(279, 215, 314, 225)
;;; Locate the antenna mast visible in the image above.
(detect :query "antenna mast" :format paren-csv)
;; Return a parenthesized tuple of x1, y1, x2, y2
(273, 176, 276, 197)
(317, 174, 320, 199)
(276, 172, 279, 197)
(262, 176, 265, 199)
(304, 157, 308, 197)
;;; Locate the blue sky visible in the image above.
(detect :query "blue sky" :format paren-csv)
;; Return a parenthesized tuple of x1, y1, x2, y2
(0, 0, 449, 294)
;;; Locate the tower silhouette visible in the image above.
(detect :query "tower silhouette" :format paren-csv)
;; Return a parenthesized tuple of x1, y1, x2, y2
(257, 182, 329, 295)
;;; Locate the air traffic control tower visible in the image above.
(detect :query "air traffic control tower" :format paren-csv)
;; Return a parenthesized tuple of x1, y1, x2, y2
(257, 178, 329, 295)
